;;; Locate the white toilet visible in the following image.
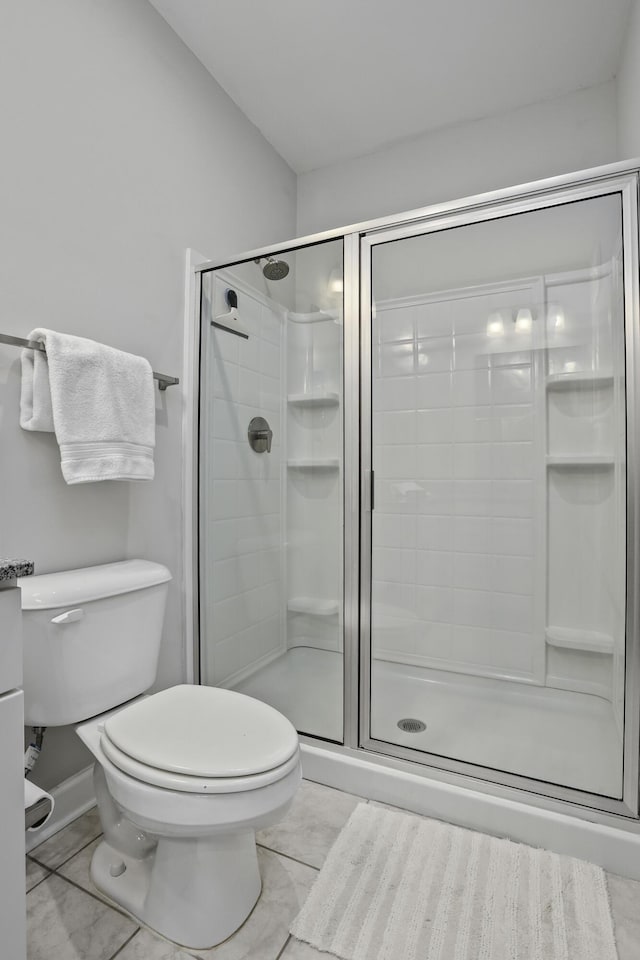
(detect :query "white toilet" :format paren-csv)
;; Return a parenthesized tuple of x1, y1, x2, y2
(19, 560, 301, 949)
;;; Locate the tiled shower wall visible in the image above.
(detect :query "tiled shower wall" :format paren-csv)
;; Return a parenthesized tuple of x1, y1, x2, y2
(201, 274, 285, 685)
(372, 282, 541, 681)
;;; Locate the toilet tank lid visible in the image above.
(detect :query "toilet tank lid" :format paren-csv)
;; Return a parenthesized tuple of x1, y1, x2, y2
(18, 560, 172, 610)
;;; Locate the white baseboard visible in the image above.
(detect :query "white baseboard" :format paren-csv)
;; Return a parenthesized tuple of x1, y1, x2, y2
(25, 766, 96, 852)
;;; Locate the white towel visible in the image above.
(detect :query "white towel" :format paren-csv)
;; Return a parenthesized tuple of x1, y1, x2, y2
(20, 328, 155, 483)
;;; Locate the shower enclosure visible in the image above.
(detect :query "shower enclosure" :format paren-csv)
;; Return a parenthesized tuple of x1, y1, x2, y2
(196, 161, 640, 828)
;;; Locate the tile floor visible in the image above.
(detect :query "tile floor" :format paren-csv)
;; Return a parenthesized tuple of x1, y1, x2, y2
(25, 780, 640, 960)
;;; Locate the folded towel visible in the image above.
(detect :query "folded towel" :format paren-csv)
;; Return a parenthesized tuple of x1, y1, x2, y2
(20, 328, 155, 483)
(19, 338, 55, 432)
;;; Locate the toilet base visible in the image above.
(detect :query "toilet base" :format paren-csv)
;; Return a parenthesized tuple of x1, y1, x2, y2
(90, 831, 262, 949)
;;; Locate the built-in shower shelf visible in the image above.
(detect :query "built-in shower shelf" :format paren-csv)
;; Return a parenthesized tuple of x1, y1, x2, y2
(546, 372, 614, 390)
(287, 309, 339, 324)
(546, 455, 614, 467)
(287, 458, 340, 470)
(287, 597, 339, 616)
(287, 391, 340, 408)
(545, 626, 614, 654)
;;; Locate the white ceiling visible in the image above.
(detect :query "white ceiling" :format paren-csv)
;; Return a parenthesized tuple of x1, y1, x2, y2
(149, 0, 631, 174)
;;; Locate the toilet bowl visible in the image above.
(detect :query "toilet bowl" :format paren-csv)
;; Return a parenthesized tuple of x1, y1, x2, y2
(77, 685, 301, 949)
(19, 561, 302, 950)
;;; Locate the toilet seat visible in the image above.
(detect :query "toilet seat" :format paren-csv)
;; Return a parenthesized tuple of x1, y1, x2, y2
(100, 684, 299, 794)
(100, 735, 300, 793)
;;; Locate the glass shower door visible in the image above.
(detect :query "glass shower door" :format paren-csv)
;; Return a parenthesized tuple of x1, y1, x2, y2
(199, 238, 345, 743)
(361, 183, 636, 808)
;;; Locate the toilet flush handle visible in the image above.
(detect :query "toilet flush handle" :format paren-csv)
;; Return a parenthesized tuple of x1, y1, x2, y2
(51, 608, 84, 625)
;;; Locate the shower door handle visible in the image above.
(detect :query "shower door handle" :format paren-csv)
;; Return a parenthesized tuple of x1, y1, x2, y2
(364, 469, 374, 512)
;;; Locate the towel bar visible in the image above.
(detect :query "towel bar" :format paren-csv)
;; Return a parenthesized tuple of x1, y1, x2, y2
(0, 333, 179, 391)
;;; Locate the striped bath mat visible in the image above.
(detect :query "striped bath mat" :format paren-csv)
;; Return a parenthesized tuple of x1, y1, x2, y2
(290, 803, 618, 960)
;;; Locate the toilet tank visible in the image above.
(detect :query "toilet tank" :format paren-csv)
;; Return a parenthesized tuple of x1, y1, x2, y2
(19, 560, 172, 727)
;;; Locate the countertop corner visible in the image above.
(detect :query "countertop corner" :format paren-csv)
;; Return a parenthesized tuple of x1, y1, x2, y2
(0, 558, 34, 580)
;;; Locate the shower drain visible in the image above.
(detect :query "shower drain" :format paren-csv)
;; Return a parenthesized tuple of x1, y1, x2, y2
(397, 718, 426, 733)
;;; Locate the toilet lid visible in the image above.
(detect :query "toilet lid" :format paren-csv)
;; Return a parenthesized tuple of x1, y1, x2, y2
(102, 685, 299, 778)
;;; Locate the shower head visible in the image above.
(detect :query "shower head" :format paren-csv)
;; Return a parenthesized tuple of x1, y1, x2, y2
(255, 256, 290, 281)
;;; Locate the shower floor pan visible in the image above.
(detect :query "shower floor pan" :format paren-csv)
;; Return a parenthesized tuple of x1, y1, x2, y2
(233, 646, 621, 797)
(233, 646, 343, 742)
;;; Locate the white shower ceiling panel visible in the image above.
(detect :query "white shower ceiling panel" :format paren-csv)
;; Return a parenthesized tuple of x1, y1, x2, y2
(148, 0, 630, 173)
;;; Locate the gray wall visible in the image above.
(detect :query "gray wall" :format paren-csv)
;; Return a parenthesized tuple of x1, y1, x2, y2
(297, 82, 618, 235)
(617, 0, 640, 158)
(0, 0, 296, 790)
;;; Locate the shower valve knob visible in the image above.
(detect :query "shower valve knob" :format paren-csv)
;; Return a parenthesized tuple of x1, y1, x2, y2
(248, 416, 273, 453)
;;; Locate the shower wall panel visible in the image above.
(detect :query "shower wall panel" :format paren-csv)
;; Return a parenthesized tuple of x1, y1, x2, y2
(200, 274, 285, 686)
(543, 263, 626, 706)
(286, 316, 343, 653)
(372, 279, 542, 682)
(285, 238, 344, 657)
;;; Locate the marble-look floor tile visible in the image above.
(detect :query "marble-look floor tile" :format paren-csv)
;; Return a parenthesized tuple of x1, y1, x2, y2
(25, 856, 50, 892)
(113, 927, 198, 960)
(26, 874, 137, 960)
(607, 872, 640, 960)
(257, 780, 363, 868)
(57, 837, 111, 905)
(279, 936, 325, 959)
(368, 798, 423, 816)
(190, 847, 317, 960)
(29, 807, 102, 869)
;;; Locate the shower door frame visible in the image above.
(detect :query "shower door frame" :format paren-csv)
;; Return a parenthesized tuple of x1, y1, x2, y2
(359, 170, 640, 820)
(193, 158, 640, 825)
